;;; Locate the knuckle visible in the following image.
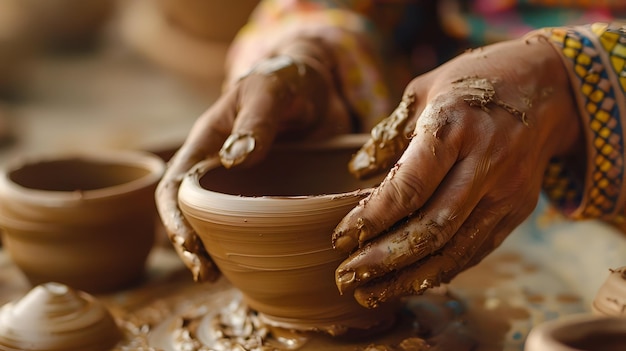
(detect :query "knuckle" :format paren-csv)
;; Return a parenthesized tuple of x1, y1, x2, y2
(386, 171, 427, 214)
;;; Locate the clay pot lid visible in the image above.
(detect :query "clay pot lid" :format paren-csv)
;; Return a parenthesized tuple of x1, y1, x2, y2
(0, 282, 122, 350)
(592, 266, 626, 317)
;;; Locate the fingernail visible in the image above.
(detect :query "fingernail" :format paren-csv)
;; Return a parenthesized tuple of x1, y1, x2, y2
(333, 217, 371, 252)
(333, 235, 358, 252)
(335, 269, 356, 294)
(219, 133, 256, 168)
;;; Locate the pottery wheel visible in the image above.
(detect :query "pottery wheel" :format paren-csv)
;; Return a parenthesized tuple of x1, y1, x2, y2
(113, 279, 476, 351)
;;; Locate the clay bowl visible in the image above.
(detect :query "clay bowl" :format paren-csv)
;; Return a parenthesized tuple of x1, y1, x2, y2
(0, 150, 165, 293)
(178, 134, 396, 335)
(156, 0, 259, 42)
(0, 282, 121, 351)
(524, 314, 626, 351)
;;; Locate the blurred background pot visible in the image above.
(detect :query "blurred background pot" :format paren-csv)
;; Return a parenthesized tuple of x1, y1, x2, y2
(118, 0, 258, 90)
(157, 0, 259, 42)
(0, 150, 165, 293)
(178, 134, 396, 335)
(20, 0, 115, 51)
(524, 314, 626, 351)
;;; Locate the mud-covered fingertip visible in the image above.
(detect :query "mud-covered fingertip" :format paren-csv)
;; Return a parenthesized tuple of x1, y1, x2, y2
(335, 267, 356, 295)
(348, 143, 376, 180)
(332, 234, 358, 252)
(218, 133, 256, 168)
(354, 287, 384, 309)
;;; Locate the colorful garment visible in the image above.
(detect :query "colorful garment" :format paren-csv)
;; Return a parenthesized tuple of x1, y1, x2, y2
(540, 22, 626, 224)
(226, 0, 626, 223)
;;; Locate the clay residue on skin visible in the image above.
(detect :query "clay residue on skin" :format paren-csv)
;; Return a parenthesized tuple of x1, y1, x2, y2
(348, 94, 416, 180)
(218, 132, 256, 168)
(453, 76, 529, 126)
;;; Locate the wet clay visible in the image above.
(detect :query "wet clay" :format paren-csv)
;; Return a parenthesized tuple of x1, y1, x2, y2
(348, 94, 416, 180)
(113, 279, 477, 351)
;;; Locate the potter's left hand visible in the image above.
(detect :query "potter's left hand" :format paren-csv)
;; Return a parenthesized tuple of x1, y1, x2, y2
(156, 38, 354, 282)
(332, 36, 582, 308)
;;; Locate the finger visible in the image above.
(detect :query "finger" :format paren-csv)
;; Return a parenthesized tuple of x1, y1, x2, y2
(333, 102, 462, 253)
(335, 150, 495, 293)
(155, 94, 238, 282)
(348, 93, 418, 180)
(219, 56, 320, 168)
(352, 203, 509, 309)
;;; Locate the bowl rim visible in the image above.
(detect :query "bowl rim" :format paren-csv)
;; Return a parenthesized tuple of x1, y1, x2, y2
(0, 149, 165, 203)
(178, 134, 377, 204)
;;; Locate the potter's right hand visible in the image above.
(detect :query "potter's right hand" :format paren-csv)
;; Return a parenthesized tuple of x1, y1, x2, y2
(155, 40, 353, 282)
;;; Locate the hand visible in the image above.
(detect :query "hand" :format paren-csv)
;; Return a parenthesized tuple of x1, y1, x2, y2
(332, 35, 582, 308)
(155, 39, 353, 282)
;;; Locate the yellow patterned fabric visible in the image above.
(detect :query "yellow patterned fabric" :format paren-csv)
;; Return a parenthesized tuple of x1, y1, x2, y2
(541, 22, 626, 221)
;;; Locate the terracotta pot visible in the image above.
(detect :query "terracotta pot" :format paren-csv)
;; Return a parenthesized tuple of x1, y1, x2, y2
(0, 0, 33, 95)
(592, 266, 626, 317)
(118, 0, 231, 87)
(0, 150, 165, 293)
(524, 314, 626, 351)
(157, 0, 259, 42)
(0, 282, 121, 351)
(21, 0, 114, 50)
(178, 134, 396, 334)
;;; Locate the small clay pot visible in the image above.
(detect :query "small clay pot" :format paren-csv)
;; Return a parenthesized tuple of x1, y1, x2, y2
(524, 314, 626, 351)
(119, 0, 258, 89)
(0, 150, 165, 293)
(20, 0, 114, 50)
(178, 135, 396, 334)
(0, 0, 33, 95)
(0, 282, 121, 351)
(592, 266, 626, 317)
(157, 0, 259, 42)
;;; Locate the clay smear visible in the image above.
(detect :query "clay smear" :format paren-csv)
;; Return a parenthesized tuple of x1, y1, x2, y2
(113, 283, 477, 351)
(453, 76, 529, 126)
(349, 94, 416, 179)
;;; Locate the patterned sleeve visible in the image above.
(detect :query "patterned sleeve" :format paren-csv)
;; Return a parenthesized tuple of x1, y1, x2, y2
(539, 22, 626, 223)
(224, 0, 391, 130)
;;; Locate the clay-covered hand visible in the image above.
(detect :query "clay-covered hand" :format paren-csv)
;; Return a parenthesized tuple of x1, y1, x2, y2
(156, 39, 353, 282)
(332, 36, 582, 308)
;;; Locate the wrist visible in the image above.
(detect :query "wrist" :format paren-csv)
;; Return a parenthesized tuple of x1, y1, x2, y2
(488, 35, 582, 160)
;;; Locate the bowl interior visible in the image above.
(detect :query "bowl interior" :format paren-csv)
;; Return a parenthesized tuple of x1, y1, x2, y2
(199, 144, 382, 196)
(9, 158, 152, 191)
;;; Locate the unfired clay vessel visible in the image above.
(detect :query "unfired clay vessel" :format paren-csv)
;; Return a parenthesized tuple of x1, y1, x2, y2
(157, 0, 259, 42)
(525, 267, 626, 350)
(524, 314, 626, 351)
(0, 150, 165, 293)
(0, 282, 121, 351)
(178, 135, 395, 335)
